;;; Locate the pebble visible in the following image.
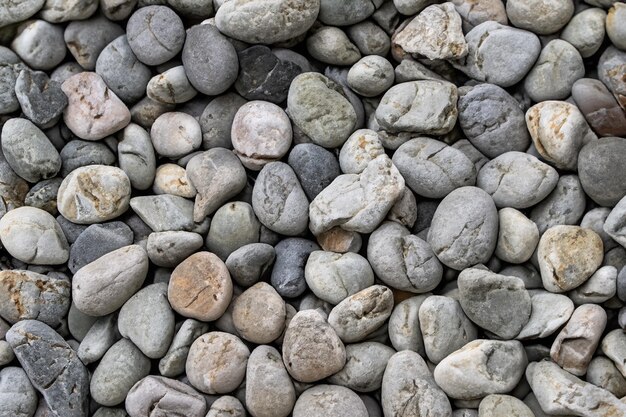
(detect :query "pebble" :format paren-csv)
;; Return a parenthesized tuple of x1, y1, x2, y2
(232, 282, 285, 343)
(63, 15, 124, 70)
(129, 194, 209, 233)
(495, 208, 539, 264)
(1, 117, 61, 182)
(561, 8, 607, 58)
(0, 0, 44, 27)
(327, 285, 394, 343)
(245, 345, 296, 417)
(6, 320, 90, 417)
(598, 46, 626, 109)
(224, 243, 274, 288)
(117, 123, 156, 191)
(0, 340, 14, 365)
(215, 0, 319, 44)
(288, 143, 341, 200)
(578, 137, 626, 207)
(606, 196, 626, 248)
(11, 20, 66, 70)
(186, 331, 250, 394)
(388, 295, 428, 355)
(24, 178, 62, 214)
(307, 26, 361, 66)
(126, 6, 185, 66)
(516, 291, 574, 340)
(90, 339, 151, 406)
(478, 394, 534, 417)
(168, 252, 232, 321)
(0, 206, 68, 264)
(368, 222, 443, 293)
(147, 66, 197, 105)
(125, 376, 206, 417)
(427, 186, 498, 270)
(382, 350, 452, 417)
(346, 56, 394, 98)
(294, 385, 368, 417)
(15, 70, 67, 127)
(346, 21, 390, 57)
(527, 360, 626, 417)
(452, 0, 507, 31)
(433, 339, 527, 400)
(587, 356, 626, 398)
(118, 283, 175, 359)
(271, 238, 320, 298)
(181, 24, 238, 96)
(150, 112, 201, 158)
(39, 0, 97, 22)
(305, 251, 375, 305)
(206, 396, 246, 417)
(453, 21, 541, 87)
(506, 0, 574, 35)
(394, 2, 467, 60)
(59, 140, 116, 176)
(152, 164, 196, 198)
(338, 129, 384, 175)
(376, 80, 458, 134)
(529, 175, 587, 234)
(282, 310, 346, 383)
(69, 221, 133, 273)
(77, 313, 119, 365)
(537, 225, 604, 293)
(0, 269, 70, 326)
(607, 3, 626, 50)
(158, 319, 209, 377)
(328, 342, 394, 393)
(232, 101, 292, 170)
(582, 208, 617, 251)
(288, 72, 357, 148)
(572, 78, 626, 138)
(457, 83, 530, 158)
(199, 93, 246, 149)
(0, 366, 38, 417)
(569, 265, 617, 304)
(146, 231, 203, 268)
(309, 155, 405, 235)
(61, 72, 130, 140)
(186, 148, 247, 221)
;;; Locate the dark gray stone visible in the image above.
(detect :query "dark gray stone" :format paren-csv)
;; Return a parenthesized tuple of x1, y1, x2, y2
(578, 137, 626, 207)
(15, 69, 67, 127)
(60, 140, 116, 177)
(271, 238, 320, 298)
(288, 143, 341, 201)
(24, 178, 62, 215)
(68, 221, 134, 273)
(64, 15, 125, 70)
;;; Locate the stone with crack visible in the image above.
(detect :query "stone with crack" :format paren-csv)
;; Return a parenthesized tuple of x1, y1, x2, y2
(130, 194, 209, 233)
(125, 375, 206, 417)
(146, 66, 197, 105)
(117, 123, 156, 191)
(516, 291, 574, 340)
(126, 5, 185, 66)
(15, 69, 67, 127)
(327, 342, 395, 393)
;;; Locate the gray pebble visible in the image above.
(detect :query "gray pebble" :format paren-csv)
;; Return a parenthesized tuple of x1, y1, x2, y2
(452, 0, 507, 31)
(516, 291, 574, 340)
(158, 319, 209, 378)
(67, 302, 98, 342)
(0, 207, 68, 265)
(199, 93, 246, 149)
(1, 118, 61, 182)
(0, 269, 70, 326)
(11, 20, 66, 70)
(307, 26, 361, 66)
(561, 8, 607, 58)
(150, 112, 201, 158)
(506, 0, 574, 35)
(529, 175, 586, 234)
(147, 66, 197, 105)
(572, 78, 626, 138)
(116, 124, 156, 190)
(457, 83, 530, 158)
(233, 282, 286, 344)
(15, 69, 67, 127)
(346, 21, 390, 56)
(0, 0, 44, 27)
(93, 408, 129, 417)
(427, 186, 498, 270)
(126, 6, 185, 66)
(388, 295, 428, 355)
(69, 221, 134, 273)
(495, 208, 539, 264)
(0, 47, 25, 115)
(39, 0, 98, 22)
(90, 339, 151, 406)
(294, 385, 367, 417)
(225, 243, 275, 287)
(0, 366, 38, 417)
(271, 238, 320, 298)
(6, 320, 90, 417)
(60, 140, 116, 177)
(478, 395, 534, 417)
(49, 61, 83, 84)
(598, 46, 626, 109)
(339, 129, 384, 175)
(605, 195, 626, 248)
(77, 313, 119, 365)
(586, 356, 626, 398)
(182, 24, 238, 96)
(578, 137, 626, 207)
(0, 340, 14, 365)
(582, 208, 617, 251)
(246, 345, 296, 417)
(607, 3, 626, 50)
(288, 143, 341, 201)
(125, 376, 206, 417)
(147, 231, 203, 267)
(95, 35, 151, 104)
(329, 342, 394, 394)
(24, 178, 62, 215)
(393, 57, 446, 83)
(569, 265, 617, 304)
(130, 194, 209, 233)
(130, 96, 175, 129)
(63, 15, 124, 70)
(206, 396, 246, 417)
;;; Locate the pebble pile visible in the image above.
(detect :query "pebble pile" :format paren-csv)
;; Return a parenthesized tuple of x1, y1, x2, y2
(0, 0, 625, 416)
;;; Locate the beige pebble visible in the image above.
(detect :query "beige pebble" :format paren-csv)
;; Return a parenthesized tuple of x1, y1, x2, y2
(232, 282, 286, 344)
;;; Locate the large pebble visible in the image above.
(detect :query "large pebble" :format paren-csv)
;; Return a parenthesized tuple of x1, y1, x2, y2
(11, 20, 66, 70)
(529, 175, 586, 234)
(537, 225, 604, 293)
(150, 112, 201, 158)
(0, 206, 68, 264)
(186, 332, 250, 394)
(328, 342, 395, 392)
(0, 0, 44, 27)
(578, 137, 626, 207)
(199, 93, 246, 149)
(601, 329, 626, 378)
(516, 291, 574, 339)
(61, 72, 130, 140)
(288, 143, 341, 200)
(126, 6, 185, 66)
(69, 221, 133, 273)
(495, 208, 539, 264)
(434, 339, 527, 400)
(63, 15, 124, 70)
(587, 356, 626, 398)
(388, 295, 429, 355)
(271, 238, 320, 298)
(569, 265, 617, 304)
(506, 0, 574, 35)
(572, 78, 626, 138)
(125, 376, 206, 417)
(225, 243, 275, 287)
(77, 313, 119, 365)
(118, 283, 175, 359)
(232, 282, 285, 344)
(478, 395, 534, 417)
(206, 396, 245, 417)
(147, 231, 203, 268)
(168, 252, 233, 321)
(307, 26, 361, 66)
(6, 320, 89, 417)
(206, 201, 260, 260)
(293, 385, 368, 417)
(282, 310, 346, 383)
(117, 124, 156, 191)
(427, 186, 498, 270)
(246, 345, 296, 417)
(152, 164, 196, 198)
(72, 245, 148, 316)
(0, 366, 38, 417)
(15, 69, 67, 127)
(147, 66, 197, 105)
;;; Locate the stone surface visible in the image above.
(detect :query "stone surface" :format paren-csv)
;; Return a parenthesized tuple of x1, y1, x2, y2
(158, 319, 209, 378)
(516, 291, 574, 340)
(478, 395, 534, 417)
(271, 238, 320, 298)
(328, 342, 395, 393)
(126, 6, 185, 66)
(496, 208, 539, 264)
(0, 366, 38, 417)
(293, 385, 368, 417)
(69, 221, 133, 273)
(232, 282, 285, 344)
(130, 194, 209, 233)
(125, 376, 206, 417)
(578, 137, 626, 207)
(288, 143, 341, 200)
(246, 345, 296, 417)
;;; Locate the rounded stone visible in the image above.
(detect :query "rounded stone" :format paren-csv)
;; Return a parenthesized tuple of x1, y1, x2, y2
(168, 252, 233, 321)
(206, 396, 246, 417)
(68, 221, 134, 273)
(225, 243, 275, 287)
(0, 367, 38, 417)
(15, 69, 67, 128)
(306, 26, 361, 66)
(11, 20, 66, 70)
(293, 385, 368, 417)
(478, 395, 534, 417)
(0, 0, 44, 27)
(232, 101, 292, 170)
(181, 24, 238, 96)
(126, 6, 185, 66)
(199, 93, 247, 150)
(59, 140, 116, 177)
(282, 310, 346, 383)
(271, 238, 320, 298)
(153, 164, 196, 198)
(388, 295, 428, 355)
(147, 231, 204, 268)
(578, 137, 626, 207)
(125, 376, 206, 417)
(328, 342, 395, 393)
(607, 3, 626, 50)
(537, 225, 604, 293)
(506, 0, 574, 35)
(186, 332, 250, 394)
(0, 206, 68, 265)
(57, 165, 131, 224)
(516, 291, 574, 340)
(495, 208, 539, 264)
(150, 112, 202, 158)
(232, 282, 286, 344)
(246, 345, 296, 417)
(117, 123, 156, 191)
(339, 129, 384, 175)
(158, 319, 209, 378)
(63, 15, 124, 70)
(287, 143, 341, 200)
(561, 8, 607, 58)
(147, 66, 197, 105)
(598, 47, 626, 109)
(572, 78, 626, 138)
(452, 0, 507, 31)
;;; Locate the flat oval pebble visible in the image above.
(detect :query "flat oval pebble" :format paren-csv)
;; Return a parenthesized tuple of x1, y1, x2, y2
(246, 345, 296, 417)
(0, 366, 38, 417)
(232, 282, 285, 344)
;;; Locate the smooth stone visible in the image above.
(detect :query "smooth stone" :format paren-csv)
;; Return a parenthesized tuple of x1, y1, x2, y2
(69, 221, 133, 273)
(158, 319, 209, 378)
(561, 8, 607, 58)
(388, 295, 429, 355)
(6, 320, 89, 417)
(186, 332, 250, 394)
(225, 243, 275, 287)
(587, 356, 626, 398)
(307, 26, 361, 66)
(339, 129, 384, 175)
(382, 350, 452, 417)
(569, 266, 617, 304)
(601, 329, 626, 378)
(551, 304, 607, 376)
(39, 0, 98, 22)
(346, 55, 394, 97)
(153, 164, 196, 198)
(72, 245, 148, 316)
(117, 123, 156, 191)
(126, 6, 185, 66)
(0, 340, 14, 366)
(232, 282, 285, 344)
(506, 0, 574, 34)
(282, 310, 346, 383)
(607, 3, 626, 50)
(130, 195, 209, 233)
(0, 269, 70, 326)
(318, 0, 378, 26)
(63, 15, 124, 70)
(0, 206, 68, 265)
(496, 208, 539, 264)
(147, 231, 203, 268)
(0, 367, 38, 417)
(125, 376, 206, 417)
(206, 396, 245, 417)
(478, 395, 533, 417)
(477, 151, 558, 209)
(11, 20, 66, 70)
(15, 69, 67, 127)
(328, 285, 394, 343)
(147, 66, 197, 105)
(598, 46, 626, 108)
(246, 345, 296, 417)
(328, 342, 395, 393)
(537, 225, 604, 293)
(578, 137, 626, 207)
(288, 143, 341, 201)
(1, 118, 61, 182)
(582, 208, 617, 251)
(199, 93, 246, 149)
(294, 385, 367, 417)
(24, 178, 62, 215)
(93, 408, 128, 417)
(427, 186, 498, 270)
(118, 283, 175, 359)
(305, 251, 375, 305)
(309, 155, 405, 235)
(59, 140, 116, 177)
(434, 340, 527, 400)
(346, 20, 391, 56)
(205, 202, 260, 260)
(452, 0, 507, 31)
(67, 302, 97, 342)
(77, 313, 119, 365)
(271, 238, 320, 298)
(605, 196, 626, 248)
(0, 0, 44, 27)
(186, 148, 247, 222)
(150, 112, 201, 158)
(215, 0, 320, 44)
(572, 78, 626, 138)
(129, 96, 174, 129)
(516, 291, 574, 339)
(529, 175, 586, 234)
(90, 339, 151, 406)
